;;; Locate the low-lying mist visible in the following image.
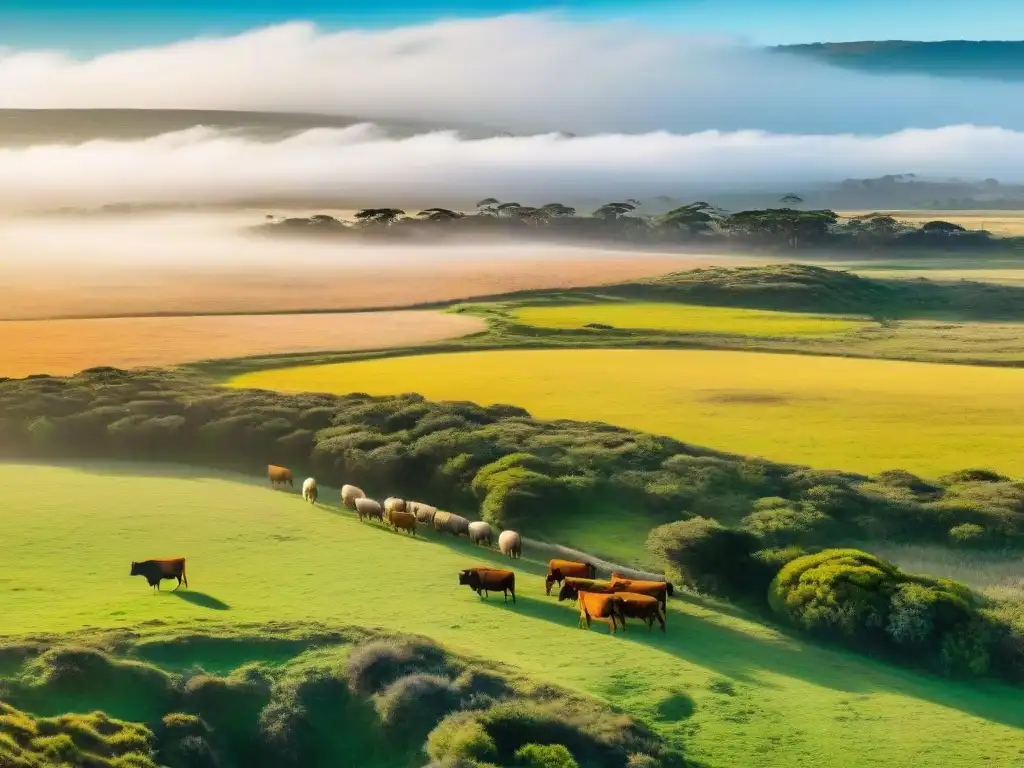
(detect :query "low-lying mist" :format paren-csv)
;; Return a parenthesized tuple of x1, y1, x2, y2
(0, 211, 725, 320)
(0, 210, 689, 272)
(2, 123, 1024, 214)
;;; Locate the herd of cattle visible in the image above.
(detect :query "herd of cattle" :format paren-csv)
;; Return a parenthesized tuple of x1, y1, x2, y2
(129, 464, 674, 635)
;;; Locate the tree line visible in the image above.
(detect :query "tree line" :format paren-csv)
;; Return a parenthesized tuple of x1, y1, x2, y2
(259, 196, 1013, 251)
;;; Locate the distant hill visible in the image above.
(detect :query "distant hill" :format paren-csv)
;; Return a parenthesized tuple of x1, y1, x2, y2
(777, 40, 1024, 80)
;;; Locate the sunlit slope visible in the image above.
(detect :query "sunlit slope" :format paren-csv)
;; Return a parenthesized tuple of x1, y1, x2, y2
(1, 463, 1021, 768)
(513, 303, 870, 336)
(230, 349, 1024, 477)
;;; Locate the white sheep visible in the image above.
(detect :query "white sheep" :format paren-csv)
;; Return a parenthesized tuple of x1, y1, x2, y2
(301, 477, 318, 504)
(468, 521, 494, 547)
(498, 530, 522, 559)
(384, 497, 407, 524)
(341, 484, 365, 509)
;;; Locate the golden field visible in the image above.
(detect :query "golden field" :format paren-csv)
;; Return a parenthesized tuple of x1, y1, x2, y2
(230, 348, 1024, 477)
(514, 302, 870, 336)
(838, 209, 1024, 237)
(0, 311, 482, 377)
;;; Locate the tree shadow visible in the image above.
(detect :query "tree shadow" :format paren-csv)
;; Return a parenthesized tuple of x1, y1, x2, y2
(169, 590, 230, 611)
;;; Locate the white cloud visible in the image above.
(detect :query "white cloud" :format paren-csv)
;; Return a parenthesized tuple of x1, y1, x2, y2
(1, 123, 1023, 211)
(1, 16, 1023, 135)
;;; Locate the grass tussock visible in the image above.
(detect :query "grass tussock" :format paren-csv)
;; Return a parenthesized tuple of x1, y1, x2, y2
(0, 702, 157, 768)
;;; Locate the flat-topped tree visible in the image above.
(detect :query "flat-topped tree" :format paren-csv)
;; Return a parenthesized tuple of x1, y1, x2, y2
(354, 208, 407, 226)
(593, 201, 637, 220)
(417, 208, 464, 222)
(657, 201, 723, 236)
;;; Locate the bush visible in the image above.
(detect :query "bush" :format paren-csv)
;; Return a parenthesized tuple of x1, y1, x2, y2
(374, 673, 462, 737)
(345, 639, 451, 696)
(427, 714, 498, 764)
(741, 498, 834, 546)
(948, 523, 987, 547)
(647, 517, 761, 600)
(769, 549, 994, 676)
(514, 742, 580, 768)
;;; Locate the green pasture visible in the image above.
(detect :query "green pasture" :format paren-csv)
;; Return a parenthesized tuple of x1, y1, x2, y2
(1, 464, 1021, 768)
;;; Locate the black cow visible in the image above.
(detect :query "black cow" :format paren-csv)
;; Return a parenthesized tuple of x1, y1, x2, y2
(130, 558, 188, 591)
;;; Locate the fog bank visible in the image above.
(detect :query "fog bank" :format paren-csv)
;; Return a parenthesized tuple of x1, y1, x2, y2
(2, 16, 1024, 135)
(3, 124, 1024, 212)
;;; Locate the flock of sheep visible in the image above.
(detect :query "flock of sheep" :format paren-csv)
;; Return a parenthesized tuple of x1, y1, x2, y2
(270, 465, 671, 635)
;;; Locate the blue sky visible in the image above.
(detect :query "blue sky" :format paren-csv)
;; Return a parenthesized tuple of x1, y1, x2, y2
(1, 0, 1021, 52)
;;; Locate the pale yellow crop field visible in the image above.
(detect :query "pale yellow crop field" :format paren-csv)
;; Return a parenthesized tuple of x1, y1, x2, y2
(838, 209, 1024, 236)
(229, 349, 1024, 478)
(514, 302, 870, 336)
(857, 268, 1024, 286)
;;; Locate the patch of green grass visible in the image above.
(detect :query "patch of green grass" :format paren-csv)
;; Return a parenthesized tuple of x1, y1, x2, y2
(229, 348, 1024, 477)
(1, 463, 1022, 768)
(512, 302, 870, 337)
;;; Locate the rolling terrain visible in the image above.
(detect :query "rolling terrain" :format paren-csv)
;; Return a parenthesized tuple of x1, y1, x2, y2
(1, 463, 1021, 768)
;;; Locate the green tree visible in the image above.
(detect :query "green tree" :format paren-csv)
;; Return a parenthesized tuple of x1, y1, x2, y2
(354, 208, 406, 226)
(417, 208, 465, 222)
(657, 202, 722, 236)
(593, 201, 637, 220)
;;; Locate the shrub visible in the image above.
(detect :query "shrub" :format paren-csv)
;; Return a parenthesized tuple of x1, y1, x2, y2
(770, 549, 992, 676)
(26, 416, 56, 452)
(374, 673, 462, 737)
(427, 714, 499, 764)
(940, 469, 1010, 485)
(741, 498, 833, 546)
(940, 620, 992, 677)
(346, 639, 451, 696)
(948, 523, 987, 547)
(514, 742, 580, 768)
(647, 517, 761, 600)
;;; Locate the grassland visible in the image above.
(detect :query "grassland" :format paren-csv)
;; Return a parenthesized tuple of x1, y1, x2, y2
(0, 311, 484, 377)
(2, 463, 1022, 768)
(512, 302, 871, 336)
(229, 348, 1024, 477)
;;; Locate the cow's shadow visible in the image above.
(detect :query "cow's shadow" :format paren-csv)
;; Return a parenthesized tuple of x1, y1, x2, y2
(170, 590, 231, 611)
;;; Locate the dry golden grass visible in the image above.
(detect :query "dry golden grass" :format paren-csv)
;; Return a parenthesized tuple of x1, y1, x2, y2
(0, 311, 483, 377)
(838, 209, 1024, 237)
(0, 254, 746, 321)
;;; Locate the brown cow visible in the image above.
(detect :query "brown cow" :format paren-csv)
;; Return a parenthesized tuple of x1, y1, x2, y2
(609, 575, 672, 617)
(577, 590, 619, 634)
(267, 465, 293, 489)
(557, 577, 614, 602)
(130, 558, 187, 591)
(615, 593, 665, 633)
(458, 567, 516, 603)
(545, 559, 597, 595)
(388, 509, 418, 536)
